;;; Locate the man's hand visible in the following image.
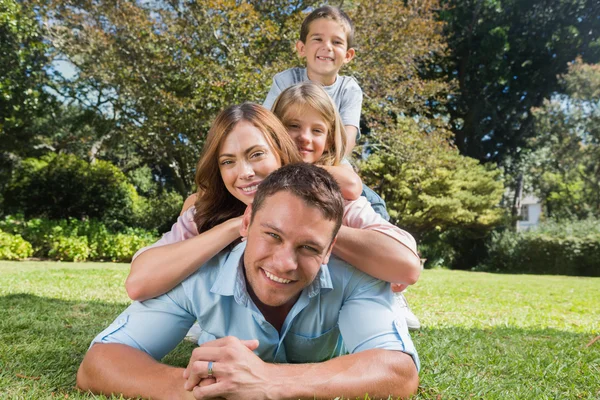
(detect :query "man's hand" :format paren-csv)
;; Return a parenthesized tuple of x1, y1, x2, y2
(183, 337, 272, 400)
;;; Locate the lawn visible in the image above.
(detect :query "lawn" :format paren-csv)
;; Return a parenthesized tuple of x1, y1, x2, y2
(1, 261, 599, 399)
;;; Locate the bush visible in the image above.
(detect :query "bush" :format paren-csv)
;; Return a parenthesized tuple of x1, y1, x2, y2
(479, 218, 600, 276)
(2, 154, 138, 229)
(0, 215, 157, 262)
(0, 229, 33, 260)
(133, 191, 182, 233)
(48, 235, 89, 262)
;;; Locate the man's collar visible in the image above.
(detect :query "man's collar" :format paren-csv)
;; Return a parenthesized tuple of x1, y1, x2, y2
(209, 241, 334, 304)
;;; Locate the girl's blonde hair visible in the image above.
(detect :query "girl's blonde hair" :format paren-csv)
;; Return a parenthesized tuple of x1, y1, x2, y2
(271, 81, 347, 166)
(193, 103, 302, 232)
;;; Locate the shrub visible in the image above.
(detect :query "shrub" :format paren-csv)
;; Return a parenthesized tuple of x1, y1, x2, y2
(133, 191, 182, 233)
(0, 229, 33, 260)
(48, 235, 89, 262)
(0, 215, 157, 262)
(480, 218, 600, 276)
(2, 154, 138, 229)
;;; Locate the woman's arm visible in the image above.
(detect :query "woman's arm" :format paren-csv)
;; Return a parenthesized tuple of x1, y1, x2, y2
(332, 197, 421, 285)
(180, 193, 198, 215)
(320, 164, 362, 201)
(125, 209, 242, 301)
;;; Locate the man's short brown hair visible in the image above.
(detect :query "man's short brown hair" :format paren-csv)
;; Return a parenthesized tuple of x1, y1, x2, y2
(251, 163, 344, 240)
(299, 6, 355, 48)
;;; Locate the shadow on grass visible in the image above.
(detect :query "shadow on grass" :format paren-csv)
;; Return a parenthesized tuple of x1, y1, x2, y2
(2, 293, 599, 399)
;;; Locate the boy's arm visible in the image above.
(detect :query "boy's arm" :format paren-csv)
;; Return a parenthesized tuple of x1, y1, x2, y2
(263, 76, 284, 110)
(344, 125, 358, 155)
(340, 81, 363, 154)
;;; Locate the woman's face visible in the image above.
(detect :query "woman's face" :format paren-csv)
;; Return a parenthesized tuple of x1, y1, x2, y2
(218, 120, 282, 205)
(283, 106, 329, 164)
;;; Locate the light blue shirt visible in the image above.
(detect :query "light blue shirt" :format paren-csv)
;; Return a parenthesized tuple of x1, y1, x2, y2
(92, 242, 419, 369)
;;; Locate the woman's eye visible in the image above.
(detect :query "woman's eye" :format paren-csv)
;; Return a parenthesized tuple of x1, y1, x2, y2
(220, 160, 233, 165)
(251, 151, 265, 159)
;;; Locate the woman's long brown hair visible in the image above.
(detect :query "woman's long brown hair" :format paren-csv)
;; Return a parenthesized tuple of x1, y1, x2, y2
(193, 103, 302, 233)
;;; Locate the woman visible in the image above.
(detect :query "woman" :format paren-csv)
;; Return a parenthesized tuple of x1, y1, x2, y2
(126, 102, 420, 303)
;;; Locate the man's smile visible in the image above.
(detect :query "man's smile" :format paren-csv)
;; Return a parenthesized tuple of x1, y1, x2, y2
(261, 268, 294, 284)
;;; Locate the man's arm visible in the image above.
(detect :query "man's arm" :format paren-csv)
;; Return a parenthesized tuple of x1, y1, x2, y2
(187, 272, 419, 399)
(77, 286, 197, 397)
(77, 343, 193, 399)
(184, 338, 418, 400)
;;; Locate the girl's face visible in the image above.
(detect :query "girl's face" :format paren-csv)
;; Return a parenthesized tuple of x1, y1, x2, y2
(218, 120, 282, 205)
(283, 106, 329, 164)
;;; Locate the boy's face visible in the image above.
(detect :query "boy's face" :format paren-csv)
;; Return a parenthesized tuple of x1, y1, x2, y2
(296, 18, 355, 83)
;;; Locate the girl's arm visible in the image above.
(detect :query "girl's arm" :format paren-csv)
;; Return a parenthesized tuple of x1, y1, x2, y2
(125, 208, 242, 301)
(320, 164, 362, 201)
(332, 197, 421, 285)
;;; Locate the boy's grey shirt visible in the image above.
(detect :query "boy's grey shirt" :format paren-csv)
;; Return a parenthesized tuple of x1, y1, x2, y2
(263, 67, 363, 138)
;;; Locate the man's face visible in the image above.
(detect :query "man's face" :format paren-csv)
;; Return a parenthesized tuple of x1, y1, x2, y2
(240, 191, 336, 310)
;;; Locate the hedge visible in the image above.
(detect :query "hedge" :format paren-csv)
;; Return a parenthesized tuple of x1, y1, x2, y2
(479, 218, 600, 277)
(0, 215, 157, 262)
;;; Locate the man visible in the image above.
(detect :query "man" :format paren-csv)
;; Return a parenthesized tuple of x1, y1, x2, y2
(77, 163, 420, 399)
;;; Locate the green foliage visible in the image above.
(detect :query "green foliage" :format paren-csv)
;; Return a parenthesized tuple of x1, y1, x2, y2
(360, 117, 505, 241)
(480, 219, 600, 276)
(34, 0, 319, 194)
(524, 59, 600, 219)
(47, 235, 89, 262)
(438, 0, 600, 167)
(0, 229, 32, 260)
(128, 165, 182, 232)
(0, 0, 53, 157)
(2, 153, 138, 228)
(0, 215, 157, 262)
(348, 0, 452, 125)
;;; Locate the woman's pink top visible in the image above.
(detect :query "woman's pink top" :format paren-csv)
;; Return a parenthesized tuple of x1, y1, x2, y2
(133, 196, 418, 260)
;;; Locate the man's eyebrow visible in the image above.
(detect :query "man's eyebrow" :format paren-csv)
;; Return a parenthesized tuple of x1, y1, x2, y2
(261, 222, 327, 251)
(219, 145, 267, 159)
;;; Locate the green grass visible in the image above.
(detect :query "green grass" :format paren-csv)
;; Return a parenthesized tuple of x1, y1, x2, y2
(1, 261, 599, 399)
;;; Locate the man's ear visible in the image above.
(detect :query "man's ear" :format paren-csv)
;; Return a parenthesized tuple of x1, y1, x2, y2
(321, 236, 337, 265)
(240, 204, 253, 239)
(343, 47, 355, 65)
(296, 40, 306, 58)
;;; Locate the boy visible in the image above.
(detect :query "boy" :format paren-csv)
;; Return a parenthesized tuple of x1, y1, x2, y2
(263, 6, 421, 331)
(263, 6, 362, 155)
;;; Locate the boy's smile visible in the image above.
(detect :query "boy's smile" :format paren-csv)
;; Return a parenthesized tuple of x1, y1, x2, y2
(296, 18, 355, 86)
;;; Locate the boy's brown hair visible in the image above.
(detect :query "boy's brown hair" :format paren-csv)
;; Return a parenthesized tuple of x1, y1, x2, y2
(299, 6, 355, 48)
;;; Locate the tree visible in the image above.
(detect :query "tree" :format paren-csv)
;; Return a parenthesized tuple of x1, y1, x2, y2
(360, 117, 504, 241)
(439, 0, 600, 166)
(525, 59, 600, 219)
(35, 0, 321, 195)
(0, 0, 53, 163)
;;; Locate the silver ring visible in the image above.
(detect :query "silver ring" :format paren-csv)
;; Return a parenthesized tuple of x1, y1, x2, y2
(207, 361, 214, 377)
